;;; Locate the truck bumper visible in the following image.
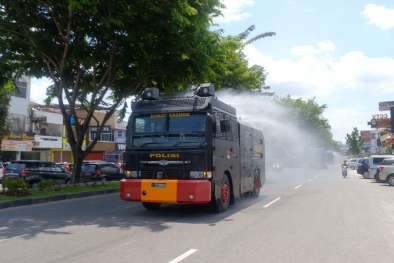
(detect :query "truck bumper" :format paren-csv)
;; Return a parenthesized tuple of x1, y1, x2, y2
(120, 179, 211, 204)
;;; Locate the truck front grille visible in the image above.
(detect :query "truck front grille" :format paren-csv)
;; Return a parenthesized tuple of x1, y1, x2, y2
(141, 170, 190, 180)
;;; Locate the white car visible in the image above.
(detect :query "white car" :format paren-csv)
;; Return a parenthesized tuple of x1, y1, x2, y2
(348, 158, 361, 170)
(0, 162, 4, 179)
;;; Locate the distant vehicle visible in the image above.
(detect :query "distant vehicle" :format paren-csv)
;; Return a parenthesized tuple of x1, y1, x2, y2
(326, 151, 334, 164)
(272, 161, 283, 173)
(377, 158, 394, 184)
(349, 158, 361, 170)
(81, 161, 124, 182)
(309, 150, 327, 169)
(357, 159, 369, 178)
(2, 160, 71, 187)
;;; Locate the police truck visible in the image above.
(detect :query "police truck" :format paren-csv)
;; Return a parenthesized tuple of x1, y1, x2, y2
(120, 83, 265, 213)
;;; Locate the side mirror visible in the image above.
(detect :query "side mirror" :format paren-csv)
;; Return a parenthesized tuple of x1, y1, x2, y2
(220, 120, 231, 133)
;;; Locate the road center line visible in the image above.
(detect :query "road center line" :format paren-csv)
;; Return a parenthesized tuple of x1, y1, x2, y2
(109, 240, 135, 251)
(263, 197, 281, 208)
(294, 185, 302, 189)
(168, 248, 197, 263)
(168, 249, 198, 263)
(0, 234, 29, 243)
(308, 179, 312, 182)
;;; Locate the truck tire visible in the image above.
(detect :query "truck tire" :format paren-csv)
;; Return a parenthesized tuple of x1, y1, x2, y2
(250, 171, 260, 198)
(207, 174, 231, 213)
(142, 202, 161, 210)
(387, 175, 394, 186)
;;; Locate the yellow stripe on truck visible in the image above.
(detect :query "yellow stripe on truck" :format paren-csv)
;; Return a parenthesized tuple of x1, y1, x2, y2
(141, 180, 178, 203)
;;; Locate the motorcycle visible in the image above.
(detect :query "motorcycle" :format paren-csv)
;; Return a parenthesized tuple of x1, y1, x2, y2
(342, 165, 348, 177)
(273, 162, 283, 173)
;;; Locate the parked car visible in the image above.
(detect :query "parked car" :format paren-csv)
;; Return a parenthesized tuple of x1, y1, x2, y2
(357, 158, 369, 178)
(378, 158, 394, 184)
(2, 160, 72, 187)
(348, 158, 360, 170)
(81, 161, 124, 182)
(368, 155, 394, 179)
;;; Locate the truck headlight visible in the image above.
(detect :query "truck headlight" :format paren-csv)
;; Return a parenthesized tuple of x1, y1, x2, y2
(190, 171, 212, 179)
(130, 171, 141, 178)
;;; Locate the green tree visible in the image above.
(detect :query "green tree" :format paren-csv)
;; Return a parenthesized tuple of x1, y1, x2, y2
(385, 143, 392, 154)
(278, 96, 336, 149)
(0, 82, 13, 139)
(0, 1, 273, 182)
(209, 25, 275, 91)
(345, 127, 363, 156)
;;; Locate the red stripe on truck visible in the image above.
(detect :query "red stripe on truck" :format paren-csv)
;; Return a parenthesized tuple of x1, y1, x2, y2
(176, 180, 211, 204)
(120, 179, 141, 201)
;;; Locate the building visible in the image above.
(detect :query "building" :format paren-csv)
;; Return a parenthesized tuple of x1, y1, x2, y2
(0, 76, 34, 162)
(29, 104, 65, 162)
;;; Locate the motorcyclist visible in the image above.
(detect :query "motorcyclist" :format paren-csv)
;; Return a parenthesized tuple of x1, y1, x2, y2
(341, 160, 349, 168)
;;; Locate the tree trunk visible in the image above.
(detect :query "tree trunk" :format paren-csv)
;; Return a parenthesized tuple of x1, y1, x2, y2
(72, 148, 85, 183)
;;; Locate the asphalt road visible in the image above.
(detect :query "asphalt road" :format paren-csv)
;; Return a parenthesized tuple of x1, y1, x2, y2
(1, 163, 394, 263)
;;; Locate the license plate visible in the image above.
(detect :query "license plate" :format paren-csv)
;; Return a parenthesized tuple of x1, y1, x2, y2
(151, 182, 166, 188)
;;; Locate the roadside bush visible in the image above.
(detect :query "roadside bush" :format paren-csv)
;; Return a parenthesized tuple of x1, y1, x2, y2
(37, 180, 55, 191)
(1, 178, 29, 196)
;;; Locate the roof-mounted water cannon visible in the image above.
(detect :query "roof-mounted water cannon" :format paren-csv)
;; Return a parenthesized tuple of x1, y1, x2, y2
(193, 83, 215, 97)
(139, 87, 159, 100)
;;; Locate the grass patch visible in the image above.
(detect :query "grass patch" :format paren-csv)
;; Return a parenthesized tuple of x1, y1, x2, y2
(0, 182, 120, 202)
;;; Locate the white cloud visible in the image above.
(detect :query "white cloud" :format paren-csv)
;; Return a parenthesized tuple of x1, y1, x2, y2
(244, 42, 394, 97)
(244, 42, 394, 141)
(290, 40, 335, 56)
(215, 0, 254, 23)
(30, 77, 52, 104)
(361, 4, 394, 30)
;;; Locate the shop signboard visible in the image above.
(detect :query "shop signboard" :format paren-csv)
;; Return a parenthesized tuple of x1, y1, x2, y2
(361, 131, 371, 142)
(379, 101, 394, 111)
(1, 140, 33, 151)
(115, 143, 126, 151)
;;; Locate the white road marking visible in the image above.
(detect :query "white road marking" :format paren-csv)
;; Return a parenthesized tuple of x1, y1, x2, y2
(109, 240, 135, 251)
(263, 197, 281, 208)
(308, 179, 312, 182)
(169, 249, 198, 263)
(0, 234, 29, 243)
(294, 185, 302, 189)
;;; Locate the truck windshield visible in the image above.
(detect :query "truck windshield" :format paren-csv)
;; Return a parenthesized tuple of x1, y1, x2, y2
(130, 112, 207, 147)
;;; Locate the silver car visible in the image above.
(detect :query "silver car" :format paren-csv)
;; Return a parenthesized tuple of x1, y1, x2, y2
(348, 158, 361, 170)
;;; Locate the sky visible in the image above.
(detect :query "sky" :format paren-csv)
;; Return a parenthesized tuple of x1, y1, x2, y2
(30, 0, 394, 143)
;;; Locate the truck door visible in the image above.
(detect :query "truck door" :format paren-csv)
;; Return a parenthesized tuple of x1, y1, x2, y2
(240, 126, 253, 193)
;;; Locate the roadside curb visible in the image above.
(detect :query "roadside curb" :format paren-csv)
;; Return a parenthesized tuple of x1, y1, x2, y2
(0, 188, 120, 210)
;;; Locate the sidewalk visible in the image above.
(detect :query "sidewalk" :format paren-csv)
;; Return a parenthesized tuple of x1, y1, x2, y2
(0, 184, 120, 210)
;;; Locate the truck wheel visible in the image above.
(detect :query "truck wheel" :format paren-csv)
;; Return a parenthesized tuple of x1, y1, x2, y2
(251, 171, 260, 198)
(142, 202, 161, 210)
(363, 172, 369, 179)
(208, 174, 231, 213)
(387, 175, 394, 186)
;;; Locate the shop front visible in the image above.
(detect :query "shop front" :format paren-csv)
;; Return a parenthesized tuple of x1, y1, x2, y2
(0, 131, 35, 161)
